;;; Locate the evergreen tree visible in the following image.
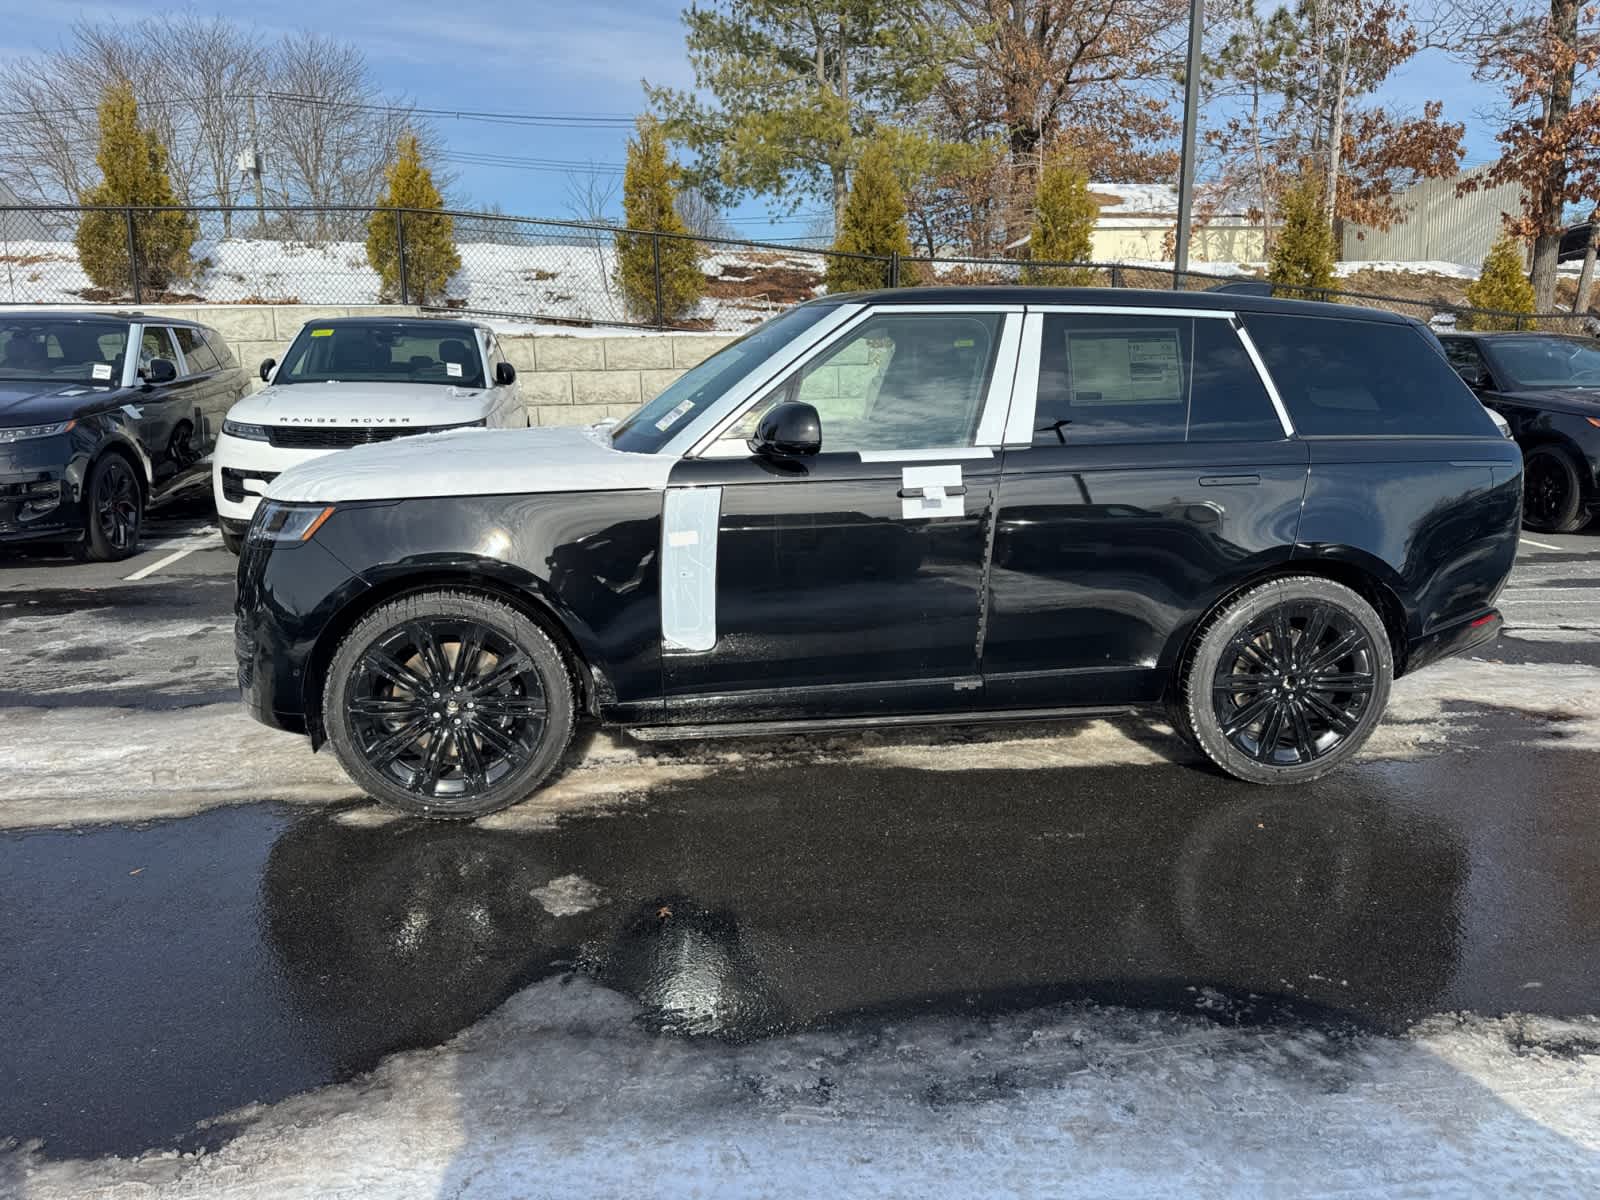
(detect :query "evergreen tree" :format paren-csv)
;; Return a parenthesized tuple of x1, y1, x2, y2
(74, 83, 198, 296)
(615, 116, 704, 323)
(825, 138, 913, 293)
(1267, 172, 1337, 294)
(1021, 154, 1098, 286)
(366, 133, 460, 306)
(1463, 234, 1536, 330)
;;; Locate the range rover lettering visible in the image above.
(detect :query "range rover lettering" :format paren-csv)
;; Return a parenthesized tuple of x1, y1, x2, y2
(0, 311, 245, 560)
(235, 289, 1522, 819)
(213, 317, 528, 553)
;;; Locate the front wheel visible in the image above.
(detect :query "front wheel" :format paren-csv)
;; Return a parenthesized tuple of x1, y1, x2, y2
(1181, 577, 1393, 785)
(81, 453, 143, 562)
(1522, 445, 1589, 533)
(324, 592, 575, 820)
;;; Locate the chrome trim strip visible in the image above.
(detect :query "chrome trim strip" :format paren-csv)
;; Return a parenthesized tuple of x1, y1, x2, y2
(1006, 312, 1043, 446)
(1024, 304, 1238, 319)
(973, 311, 1022, 447)
(1232, 323, 1295, 437)
(858, 447, 994, 462)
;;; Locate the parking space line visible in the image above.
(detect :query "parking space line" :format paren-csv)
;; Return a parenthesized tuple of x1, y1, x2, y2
(123, 533, 222, 581)
(1520, 537, 1564, 551)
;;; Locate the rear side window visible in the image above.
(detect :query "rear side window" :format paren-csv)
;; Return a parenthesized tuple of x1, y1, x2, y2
(173, 326, 219, 373)
(203, 328, 237, 369)
(1242, 315, 1496, 437)
(1034, 314, 1284, 445)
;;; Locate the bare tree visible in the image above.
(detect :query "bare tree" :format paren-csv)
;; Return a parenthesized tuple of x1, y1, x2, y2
(563, 168, 622, 314)
(675, 185, 734, 240)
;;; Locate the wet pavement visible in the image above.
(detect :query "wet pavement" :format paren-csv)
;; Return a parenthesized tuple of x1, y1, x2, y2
(1, 527, 1598, 1166)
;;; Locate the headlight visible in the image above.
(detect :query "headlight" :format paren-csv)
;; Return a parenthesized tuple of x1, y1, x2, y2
(223, 418, 270, 441)
(0, 419, 75, 443)
(249, 501, 336, 544)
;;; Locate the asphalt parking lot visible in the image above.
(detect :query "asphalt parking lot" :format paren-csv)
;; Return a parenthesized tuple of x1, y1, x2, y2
(2, 505, 1599, 1196)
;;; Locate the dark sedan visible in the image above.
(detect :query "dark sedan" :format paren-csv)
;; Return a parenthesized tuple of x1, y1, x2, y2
(0, 311, 247, 560)
(1440, 331, 1600, 532)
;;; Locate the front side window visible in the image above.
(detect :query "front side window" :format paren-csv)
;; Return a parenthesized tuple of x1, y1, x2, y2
(139, 326, 180, 372)
(1034, 314, 1282, 446)
(724, 312, 1004, 453)
(1243, 314, 1496, 437)
(275, 324, 486, 387)
(1480, 335, 1600, 390)
(0, 320, 127, 384)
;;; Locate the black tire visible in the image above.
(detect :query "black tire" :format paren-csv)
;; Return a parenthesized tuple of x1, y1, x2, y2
(323, 590, 575, 820)
(219, 524, 243, 555)
(1522, 445, 1590, 533)
(1181, 576, 1393, 786)
(81, 452, 143, 562)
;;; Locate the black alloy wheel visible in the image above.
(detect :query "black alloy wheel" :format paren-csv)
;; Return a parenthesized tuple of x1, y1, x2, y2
(1522, 445, 1589, 533)
(1182, 577, 1393, 785)
(82, 453, 143, 562)
(325, 592, 575, 819)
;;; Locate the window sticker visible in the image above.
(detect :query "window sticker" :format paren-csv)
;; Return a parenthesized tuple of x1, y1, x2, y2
(446, 361, 463, 378)
(1066, 330, 1183, 406)
(954, 338, 975, 348)
(91, 363, 113, 380)
(309, 329, 333, 337)
(654, 398, 695, 432)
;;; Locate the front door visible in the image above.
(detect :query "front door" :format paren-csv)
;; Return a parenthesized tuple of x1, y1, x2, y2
(983, 309, 1309, 708)
(662, 308, 1020, 723)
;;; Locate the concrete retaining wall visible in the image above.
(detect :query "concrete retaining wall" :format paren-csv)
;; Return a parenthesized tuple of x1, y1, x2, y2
(10, 304, 738, 428)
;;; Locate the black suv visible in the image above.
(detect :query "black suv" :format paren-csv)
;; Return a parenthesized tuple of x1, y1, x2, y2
(1439, 330, 1600, 532)
(0, 311, 247, 559)
(236, 288, 1521, 818)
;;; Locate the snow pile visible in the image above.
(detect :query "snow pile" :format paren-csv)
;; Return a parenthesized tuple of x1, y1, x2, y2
(7, 976, 1598, 1199)
(1336, 260, 1480, 279)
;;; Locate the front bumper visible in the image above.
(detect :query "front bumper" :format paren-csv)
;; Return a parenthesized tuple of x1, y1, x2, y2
(0, 435, 85, 542)
(212, 433, 339, 523)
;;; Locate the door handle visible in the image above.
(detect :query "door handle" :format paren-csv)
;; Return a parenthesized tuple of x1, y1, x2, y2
(1198, 474, 1259, 487)
(899, 484, 968, 499)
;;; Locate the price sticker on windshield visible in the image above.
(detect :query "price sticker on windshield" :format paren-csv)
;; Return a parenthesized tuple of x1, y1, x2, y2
(446, 361, 463, 378)
(310, 329, 333, 337)
(654, 399, 695, 432)
(91, 363, 113, 380)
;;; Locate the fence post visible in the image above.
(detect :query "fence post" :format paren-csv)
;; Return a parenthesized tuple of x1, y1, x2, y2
(652, 233, 665, 329)
(124, 207, 141, 304)
(394, 209, 409, 306)
(1110, 263, 1123, 290)
(888, 251, 900, 289)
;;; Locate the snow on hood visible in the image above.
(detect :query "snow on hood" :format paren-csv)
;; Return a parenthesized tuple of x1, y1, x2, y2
(229, 381, 494, 427)
(265, 424, 675, 504)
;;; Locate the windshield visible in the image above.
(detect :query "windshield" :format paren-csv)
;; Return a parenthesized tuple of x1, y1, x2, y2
(609, 303, 838, 454)
(1482, 336, 1600, 389)
(276, 323, 485, 387)
(0, 320, 127, 385)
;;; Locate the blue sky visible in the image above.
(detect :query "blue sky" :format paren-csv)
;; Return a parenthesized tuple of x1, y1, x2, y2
(0, 0, 1502, 240)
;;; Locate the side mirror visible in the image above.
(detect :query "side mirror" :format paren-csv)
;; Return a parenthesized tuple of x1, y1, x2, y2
(143, 357, 177, 385)
(1454, 363, 1490, 390)
(749, 401, 822, 458)
(259, 357, 276, 383)
(495, 360, 517, 386)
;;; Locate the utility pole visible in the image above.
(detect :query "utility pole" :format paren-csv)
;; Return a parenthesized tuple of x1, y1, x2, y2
(1173, 0, 1205, 284)
(244, 95, 267, 235)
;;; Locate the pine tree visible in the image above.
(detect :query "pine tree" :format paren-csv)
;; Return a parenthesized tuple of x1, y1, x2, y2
(1267, 172, 1337, 294)
(365, 133, 460, 306)
(1021, 154, 1097, 286)
(74, 83, 198, 297)
(825, 138, 912, 293)
(615, 116, 704, 323)
(1463, 235, 1536, 331)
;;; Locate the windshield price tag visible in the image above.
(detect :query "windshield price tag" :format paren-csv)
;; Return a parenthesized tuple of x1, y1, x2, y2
(91, 363, 112, 380)
(446, 361, 462, 378)
(310, 329, 333, 337)
(654, 399, 695, 432)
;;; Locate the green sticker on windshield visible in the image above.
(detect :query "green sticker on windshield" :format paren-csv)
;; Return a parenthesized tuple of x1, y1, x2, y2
(954, 338, 974, 347)
(310, 329, 333, 337)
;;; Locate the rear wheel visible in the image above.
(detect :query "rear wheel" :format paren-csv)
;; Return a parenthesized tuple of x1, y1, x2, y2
(81, 453, 143, 562)
(323, 591, 575, 820)
(1522, 445, 1589, 533)
(1182, 577, 1393, 785)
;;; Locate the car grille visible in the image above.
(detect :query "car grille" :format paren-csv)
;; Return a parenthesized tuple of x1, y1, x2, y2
(265, 424, 459, 449)
(220, 467, 280, 503)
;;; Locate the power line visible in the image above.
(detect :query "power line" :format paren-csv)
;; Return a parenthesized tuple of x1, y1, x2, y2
(0, 91, 636, 128)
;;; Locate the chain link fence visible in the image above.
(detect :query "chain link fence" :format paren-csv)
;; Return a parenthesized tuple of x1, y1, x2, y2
(1, 204, 1595, 336)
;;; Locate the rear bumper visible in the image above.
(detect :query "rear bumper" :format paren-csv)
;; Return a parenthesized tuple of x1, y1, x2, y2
(1405, 609, 1503, 675)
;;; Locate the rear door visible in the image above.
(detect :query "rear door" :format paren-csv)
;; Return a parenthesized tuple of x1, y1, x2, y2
(170, 325, 229, 459)
(132, 324, 198, 481)
(662, 306, 1021, 722)
(982, 307, 1308, 708)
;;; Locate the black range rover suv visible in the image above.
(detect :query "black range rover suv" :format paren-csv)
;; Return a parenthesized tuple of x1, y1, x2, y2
(236, 288, 1521, 818)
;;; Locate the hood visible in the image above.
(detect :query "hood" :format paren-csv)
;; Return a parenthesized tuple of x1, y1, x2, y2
(1500, 387, 1600, 418)
(265, 424, 674, 504)
(0, 380, 122, 425)
(230, 381, 494, 427)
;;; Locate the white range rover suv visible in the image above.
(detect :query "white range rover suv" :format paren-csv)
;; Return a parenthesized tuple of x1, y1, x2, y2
(213, 316, 528, 552)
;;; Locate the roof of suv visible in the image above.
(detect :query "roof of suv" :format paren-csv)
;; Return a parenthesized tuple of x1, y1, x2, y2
(818, 286, 1413, 325)
(0, 309, 211, 327)
(293, 316, 483, 331)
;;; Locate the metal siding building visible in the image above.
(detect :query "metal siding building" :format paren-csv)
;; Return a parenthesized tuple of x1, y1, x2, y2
(1341, 166, 1527, 269)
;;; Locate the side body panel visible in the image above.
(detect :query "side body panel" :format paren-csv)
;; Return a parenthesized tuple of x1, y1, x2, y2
(983, 439, 1309, 706)
(1483, 391, 1600, 503)
(1295, 437, 1523, 651)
